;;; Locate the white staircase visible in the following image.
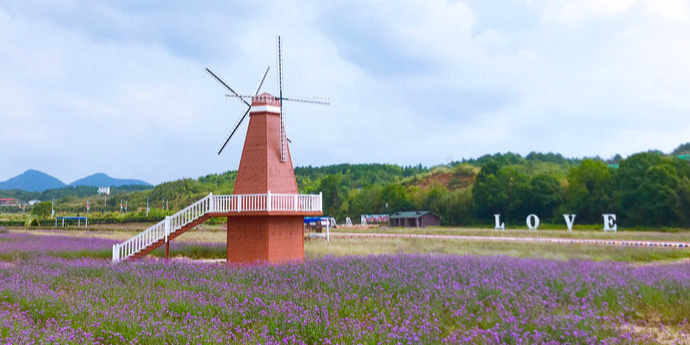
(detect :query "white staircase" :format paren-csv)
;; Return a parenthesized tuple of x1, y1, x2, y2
(112, 192, 322, 263)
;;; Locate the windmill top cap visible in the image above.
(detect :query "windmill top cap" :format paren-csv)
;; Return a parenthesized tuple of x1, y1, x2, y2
(250, 93, 281, 115)
(252, 93, 280, 106)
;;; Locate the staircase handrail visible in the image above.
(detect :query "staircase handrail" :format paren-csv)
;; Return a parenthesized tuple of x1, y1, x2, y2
(112, 194, 213, 262)
(112, 192, 322, 262)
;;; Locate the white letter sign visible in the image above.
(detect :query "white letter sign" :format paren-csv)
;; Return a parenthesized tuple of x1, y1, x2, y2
(563, 214, 576, 231)
(526, 214, 540, 231)
(602, 214, 617, 232)
(494, 214, 505, 231)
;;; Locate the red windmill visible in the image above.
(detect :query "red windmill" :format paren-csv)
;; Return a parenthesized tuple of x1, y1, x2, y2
(110, 36, 328, 264)
(206, 36, 329, 263)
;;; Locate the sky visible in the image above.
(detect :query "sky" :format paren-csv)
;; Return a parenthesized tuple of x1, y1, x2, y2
(1, 0, 689, 185)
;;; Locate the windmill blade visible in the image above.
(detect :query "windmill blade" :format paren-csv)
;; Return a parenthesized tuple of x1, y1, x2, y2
(225, 94, 329, 105)
(282, 96, 330, 105)
(218, 107, 250, 155)
(255, 66, 270, 95)
(277, 35, 287, 163)
(213, 66, 274, 155)
(280, 103, 287, 160)
(225, 94, 276, 101)
(205, 68, 251, 107)
(277, 36, 284, 103)
(225, 94, 259, 99)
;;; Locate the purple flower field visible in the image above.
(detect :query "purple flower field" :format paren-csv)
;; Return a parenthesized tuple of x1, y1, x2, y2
(0, 232, 225, 260)
(1, 248, 689, 344)
(0, 232, 119, 256)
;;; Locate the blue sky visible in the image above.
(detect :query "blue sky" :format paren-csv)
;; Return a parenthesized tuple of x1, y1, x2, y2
(1, 0, 689, 184)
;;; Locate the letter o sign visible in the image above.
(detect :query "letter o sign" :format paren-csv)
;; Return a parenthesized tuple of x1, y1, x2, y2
(526, 214, 540, 231)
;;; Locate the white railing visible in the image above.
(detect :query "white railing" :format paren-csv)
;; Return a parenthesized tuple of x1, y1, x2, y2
(206, 192, 322, 214)
(112, 192, 322, 263)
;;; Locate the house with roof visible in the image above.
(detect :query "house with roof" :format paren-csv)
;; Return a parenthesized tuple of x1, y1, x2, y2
(389, 211, 441, 228)
(0, 198, 16, 206)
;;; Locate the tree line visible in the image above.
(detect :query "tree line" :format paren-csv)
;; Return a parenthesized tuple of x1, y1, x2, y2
(311, 149, 690, 228)
(13, 143, 690, 229)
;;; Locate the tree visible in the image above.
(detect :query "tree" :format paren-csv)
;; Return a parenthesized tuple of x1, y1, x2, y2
(319, 174, 344, 217)
(526, 152, 568, 165)
(528, 174, 562, 220)
(633, 164, 681, 226)
(342, 185, 382, 220)
(671, 142, 690, 156)
(31, 201, 52, 219)
(614, 152, 663, 193)
(298, 176, 320, 194)
(472, 160, 508, 220)
(497, 166, 530, 223)
(615, 153, 685, 226)
(562, 159, 613, 223)
(440, 188, 475, 225)
(677, 177, 690, 227)
(472, 161, 530, 224)
(411, 181, 447, 216)
(379, 184, 412, 214)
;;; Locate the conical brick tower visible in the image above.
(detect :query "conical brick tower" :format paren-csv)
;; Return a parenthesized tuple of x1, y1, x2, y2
(233, 94, 298, 195)
(227, 93, 319, 264)
(110, 39, 327, 264)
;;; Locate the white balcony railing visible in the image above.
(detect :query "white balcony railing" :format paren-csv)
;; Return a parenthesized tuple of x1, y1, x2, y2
(112, 192, 322, 263)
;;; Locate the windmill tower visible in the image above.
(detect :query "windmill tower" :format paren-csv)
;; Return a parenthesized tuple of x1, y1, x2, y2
(207, 36, 329, 264)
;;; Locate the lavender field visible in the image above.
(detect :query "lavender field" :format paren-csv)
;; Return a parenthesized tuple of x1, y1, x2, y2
(0, 231, 689, 344)
(0, 231, 226, 261)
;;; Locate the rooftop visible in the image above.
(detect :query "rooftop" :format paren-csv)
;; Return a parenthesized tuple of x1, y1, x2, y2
(390, 211, 437, 219)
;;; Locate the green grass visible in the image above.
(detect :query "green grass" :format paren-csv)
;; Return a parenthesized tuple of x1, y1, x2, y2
(306, 238, 690, 263)
(3, 228, 689, 263)
(334, 226, 690, 242)
(4, 237, 687, 264)
(147, 243, 227, 260)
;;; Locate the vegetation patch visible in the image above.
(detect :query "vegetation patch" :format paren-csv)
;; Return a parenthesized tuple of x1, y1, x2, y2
(0, 255, 687, 343)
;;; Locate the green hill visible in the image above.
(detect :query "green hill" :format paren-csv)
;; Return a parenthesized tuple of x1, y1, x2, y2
(4, 142, 690, 229)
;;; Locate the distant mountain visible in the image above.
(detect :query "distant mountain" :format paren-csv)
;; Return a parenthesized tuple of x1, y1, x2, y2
(0, 169, 66, 192)
(69, 173, 151, 187)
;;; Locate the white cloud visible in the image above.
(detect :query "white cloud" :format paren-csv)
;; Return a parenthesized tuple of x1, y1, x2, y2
(638, 0, 689, 21)
(541, 0, 636, 21)
(0, 0, 689, 184)
(539, 0, 689, 22)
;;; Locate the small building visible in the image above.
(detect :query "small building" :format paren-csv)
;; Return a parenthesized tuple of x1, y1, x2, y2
(0, 198, 15, 206)
(389, 211, 441, 228)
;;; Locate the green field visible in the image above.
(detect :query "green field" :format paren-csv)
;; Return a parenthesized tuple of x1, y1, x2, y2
(7, 226, 690, 263)
(332, 226, 690, 242)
